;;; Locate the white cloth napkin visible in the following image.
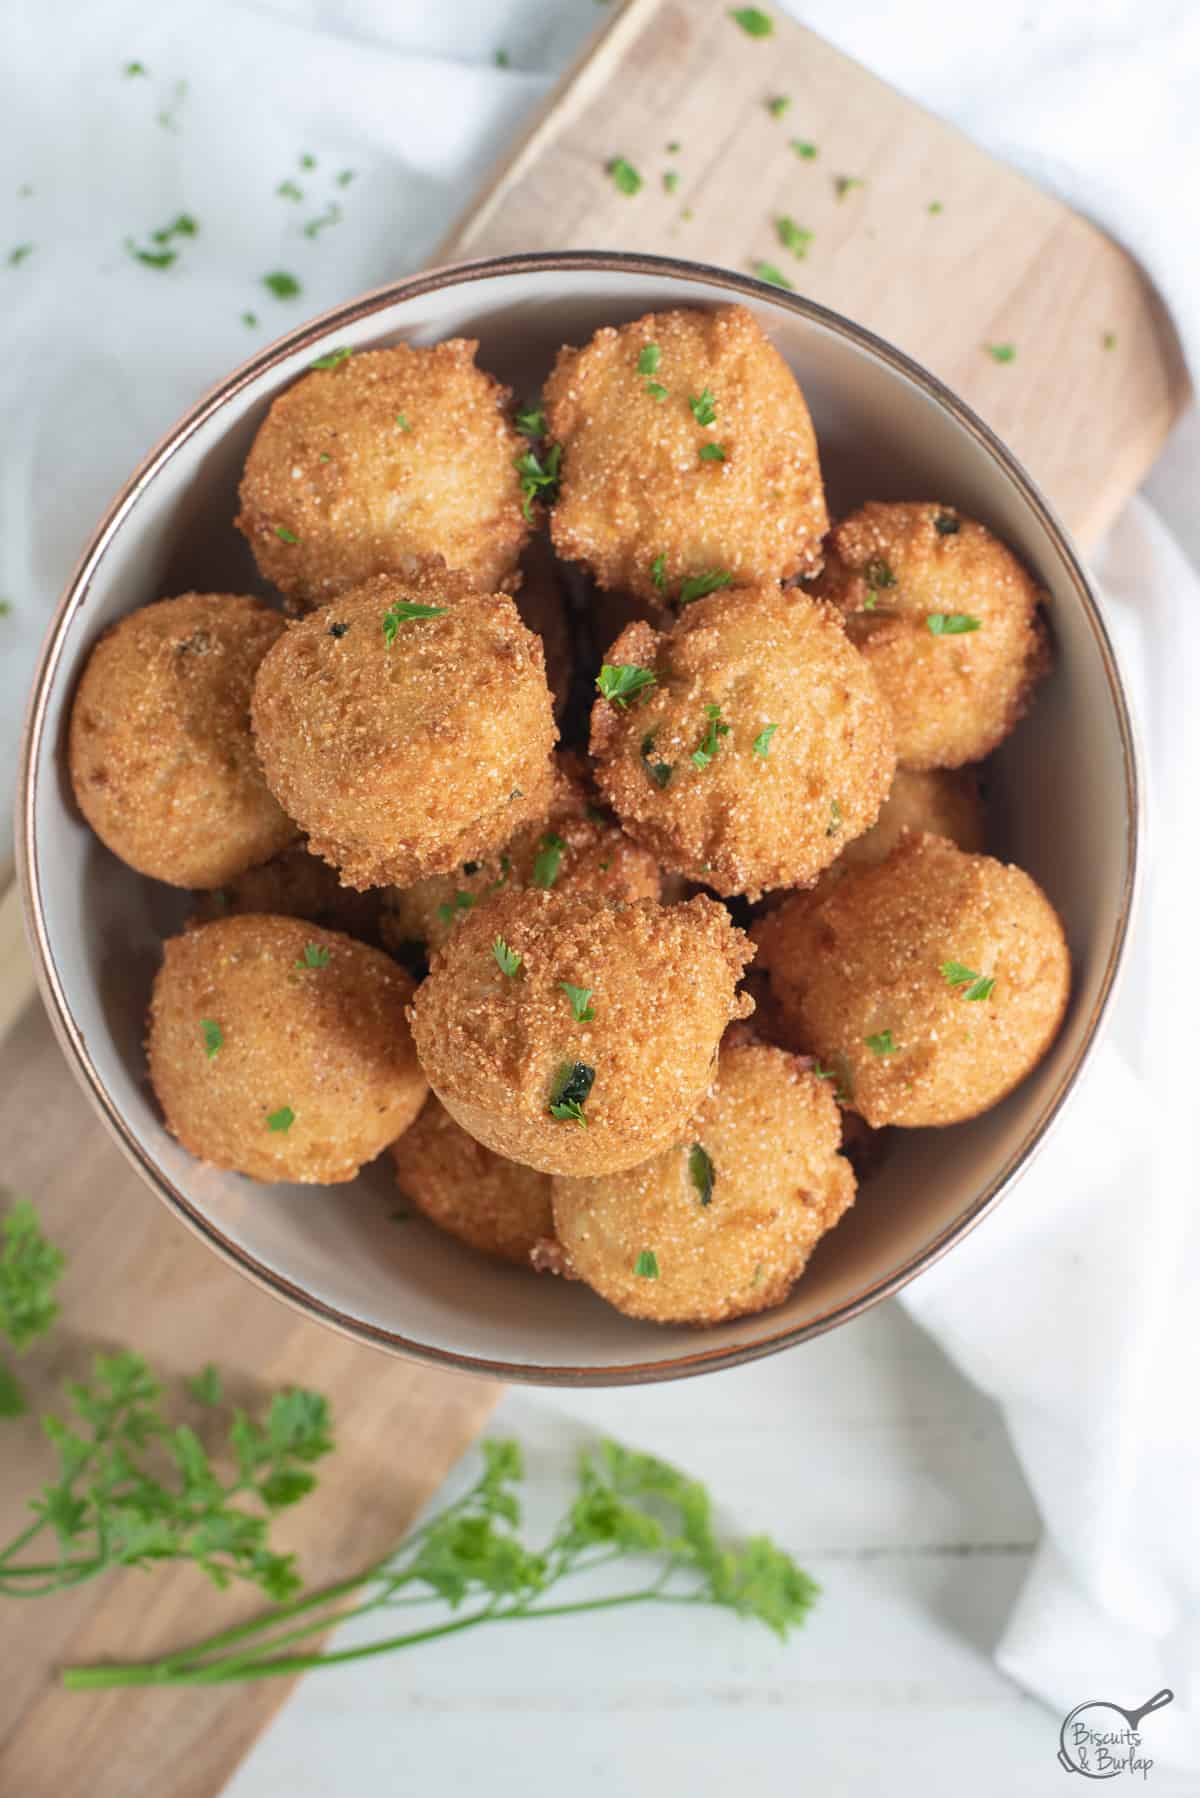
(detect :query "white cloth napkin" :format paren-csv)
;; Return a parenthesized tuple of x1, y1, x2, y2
(2, 0, 1197, 1770)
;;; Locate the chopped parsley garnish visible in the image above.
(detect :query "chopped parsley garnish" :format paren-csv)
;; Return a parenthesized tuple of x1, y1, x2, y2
(864, 558, 896, 591)
(864, 1031, 898, 1057)
(277, 179, 303, 202)
(752, 260, 793, 290)
(634, 1250, 660, 1278)
(941, 961, 995, 1001)
(679, 569, 732, 605)
(300, 153, 317, 171)
(274, 525, 299, 544)
(128, 244, 176, 271)
(813, 1057, 853, 1103)
(1102, 330, 1117, 351)
(328, 621, 348, 638)
(985, 342, 1016, 363)
(336, 169, 355, 187)
(396, 413, 410, 430)
(641, 733, 673, 789)
(752, 723, 778, 759)
(933, 512, 960, 535)
(691, 703, 730, 771)
(689, 1143, 715, 1206)
(515, 406, 545, 437)
(663, 171, 680, 194)
(790, 138, 818, 159)
(514, 443, 561, 519)
(645, 381, 668, 401)
(0, 600, 11, 617)
(650, 554, 667, 591)
(242, 311, 259, 328)
(319, 453, 331, 462)
(608, 157, 643, 196)
(666, 140, 681, 154)
(382, 599, 448, 645)
(729, 7, 773, 35)
(826, 796, 842, 836)
(295, 943, 330, 970)
(928, 200, 943, 215)
(263, 271, 301, 299)
(309, 346, 351, 371)
(549, 1061, 595, 1125)
(596, 663, 657, 707)
(493, 937, 522, 978)
(776, 216, 813, 258)
(532, 833, 566, 890)
(8, 243, 33, 267)
(560, 982, 595, 1023)
(266, 1106, 295, 1133)
(124, 60, 148, 76)
(699, 442, 726, 462)
(766, 95, 791, 117)
(495, 48, 510, 66)
(200, 1019, 223, 1060)
(638, 344, 662, 375)
(835, 175, 864, 200)
(926, 612, 981, 635)
(303, 204, 342, 240)
(436, 891, 476, 926)
(689, 387, 717, 425)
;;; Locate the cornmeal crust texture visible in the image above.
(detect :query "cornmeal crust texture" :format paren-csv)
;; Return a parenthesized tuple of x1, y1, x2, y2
(589, 585, 895, 898)
(754, 833, 1070, 1128)
(544, 305, 827, 604)
(808, 501, 1050, 770)
(379, 755, 661, 953)
(391, 1096, 553, 1265)
(804, 766, 987, 907)
(147, 915, 427, 1184)
(250, 570, 557, 889)
(189, 844, 385, 945)
(551, 1038, 855, 1324)
(68, 592, 295, 889)
(408, 890, 754, 1176)
(236, 341, 530, 606)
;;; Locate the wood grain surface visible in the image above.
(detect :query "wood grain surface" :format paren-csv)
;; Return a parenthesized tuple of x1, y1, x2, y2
(1, 1, 1189, 1792)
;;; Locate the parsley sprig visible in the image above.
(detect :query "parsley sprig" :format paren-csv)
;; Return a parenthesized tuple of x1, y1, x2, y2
(383, 600, 448, 645)
(596, 664, 657, 708)
(941, 961, 995, 1001)
(514, 444, 561, 519)
(692, 704, 730, 771)
(0, 1200, 65, 1417)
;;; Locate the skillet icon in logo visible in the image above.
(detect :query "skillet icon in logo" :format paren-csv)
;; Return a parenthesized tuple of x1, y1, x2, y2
(1058, 1689, 1174, 1779)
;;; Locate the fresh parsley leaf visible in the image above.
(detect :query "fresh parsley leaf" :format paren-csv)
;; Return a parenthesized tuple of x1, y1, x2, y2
(941, 961, 995, 1001)
(532, 833, 566, 890)
(493, 937, 522, 978)
(187, 1365, 223, 1406)
(644, 381, 668, 401)
(436, 891, 476, 926)
(926, 612, 981, 635)
(267, 1107, 295, 1133)
(124, 60, 148, 76)
(752, 723, 778, 758)
(395, 413, 410, 430)
(666, 140, 681, 154)
(1102, 330, 1117, 351)
(242, 311, 259, 328)
(277, 179, 303, 202)
(689, 387, 717, 425)
(678, 569, 732, 606)
(300, 153, 317, 171)
(928, 200, 944, 214)
(549, 1061, 595, 1124)
(382, 600, 448, 645)
(8, 243, 33, 267)
(790, 138, 818, 159)
(766, 95, 791, 117)
(691, 703, 730, 771)
(303, 204, 342, 240)
(933, 512, 960, 535)
(309, 346, 352, 371)
(200, 1019, 223, 1059)
(274, 525, 299, 544)
(336, 169, 355, 187)
(560, 982, 595, 1023)
(596, 663, 657, 707)
(663, 171, 680, 194)
(495, 48, 510, 66)
(729, 7, 773, 35)
(295, 943, 330, 970)
(514, 443, 561, 519)
(262, 271, 302, 299)
(608, 157, 643, 196)
(826, 797, 842, 836)
(126, 242, 176, 270)
(515, 406, 545, 437)
(776, 216, 812, 258)
(864, 1031, 897, 1057)
(699, 443, 726, 462)
(985, 342, 1016, 363)
(752, 260, 793, 290)
(689, 1144, 714, 1206)
(650, 554, 667, 591)
(637, 344, 662, 376)
(641, 733, 673, 789)
(835, 175, 864, 200)
(1, 1199, 65, 1358)
(634, 1249, 660, 1278)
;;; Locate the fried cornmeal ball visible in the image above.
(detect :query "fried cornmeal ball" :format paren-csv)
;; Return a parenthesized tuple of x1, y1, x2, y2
(801, 767, 987, 908)
(543, 305, 827, 605)
(754, 832, 1070, 1128)
(390, 1096, 553, 1265)
(589, 584, 895, 899)
(147, 915, 427, 1184)
(251, 571, 557, 890)
(68, 592, 295, 889)
(409, 890, 754, 1176)
(808, 501, 1050, 770)
(514, 534, 572, 723)
(551, 1038, 855, 1324)
(236, 340, 530, 607)
(189, 845, 384, 944)
(378, 756, 661, 953)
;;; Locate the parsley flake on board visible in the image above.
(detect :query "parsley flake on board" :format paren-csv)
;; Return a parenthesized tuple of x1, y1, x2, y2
(596, 664, 657, 707)
(267, 1106, 295, 1133)
(752, 723, 778, 758)
(493, 937, 522, 978)
(532, 833, 566, 890)
(835, 175, 864, 200)
(641, 733, 673, 789)
(608, 157, 643, 196)
(549, 1060, 595, 1125)
(689, 1143, 715, 1206)
(752, 260, 793, 290)
(927, 612, 981, 635)
(560, 982, 595, 1023)
(634, 1249, 660, 1278)
(699, 443, 726, 462)
(514, 443, 561, 519)
(1102, 331, 1117, 351)
(729, 8, 774, 36)
(928, 200, 944, 214)
(689, 387, 717, 425)
(309, 346, 351, 370)
(776, 216, 813, 258)
(263, 270, 302, 299)
(941, 961, 995, 1001)
(985, 342, 1016, 363)
(678, 569, 732, 605)
(790, 138, 818, 159)
(766, 95, 791, 117)
(382, 600, 447, 645)
(691, 703, 730, 771)
(864, 1031, 897, 1057)
(295, 944, 330, 970)
(200, 1019, 223, 1059)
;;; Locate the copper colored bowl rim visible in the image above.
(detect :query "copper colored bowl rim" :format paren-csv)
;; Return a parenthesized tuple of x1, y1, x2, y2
(16, 250, 1140, 1387)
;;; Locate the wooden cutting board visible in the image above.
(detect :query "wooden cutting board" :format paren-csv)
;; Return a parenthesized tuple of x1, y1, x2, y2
(1, 3, 1188, 1794)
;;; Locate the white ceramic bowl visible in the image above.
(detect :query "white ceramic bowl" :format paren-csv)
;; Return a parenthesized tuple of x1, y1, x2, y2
(17, 253, 1138, 1385)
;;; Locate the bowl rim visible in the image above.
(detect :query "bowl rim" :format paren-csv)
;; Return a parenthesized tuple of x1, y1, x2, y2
(16, 248, 1140, 1388)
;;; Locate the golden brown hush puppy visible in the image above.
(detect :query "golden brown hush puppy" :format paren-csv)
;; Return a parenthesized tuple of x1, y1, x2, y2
(513, 534, 573, 723)
(409, 890, 754, 1176)
(236, 341, 530, 606)
(801, 767, 988, 908)
(69, 592, 295, 890)
(550, 1038, 855, 1324)
(379, 756, 661, 953)
(147, 915, 427, 1183)
(544, 306, 827, 604)
(390, 1096, 553, 1265)
(251, 570, 558, 890)
(189, 845, 384, 944)
(589, 584, 895, 899)
(808, 501, 1050, 770)
(754, 833, 1070, 1128)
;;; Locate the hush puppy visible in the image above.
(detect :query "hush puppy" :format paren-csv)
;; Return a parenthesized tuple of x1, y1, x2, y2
(551, 1038, 855, 1324)
(379, 756, 661, 953)
(190, 845, 384, 944)
(409, 890, 754, 1176)
(236, 340, 530, 606)
(589, 584, 895, 898)
(544, 305, 827, 604)
(754, 832, 1070, 1128)
(809, 501, 1049, 769)
(147, 915, 427, 1183)
(802, 767, 987, 907)
(390, 1096, 553, 1265)
(69, 592, 295, 889)
(251, 570, 557, 890)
